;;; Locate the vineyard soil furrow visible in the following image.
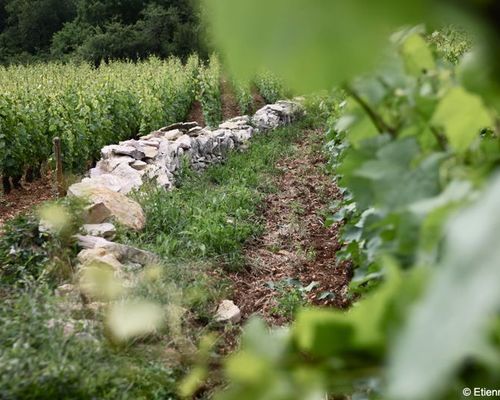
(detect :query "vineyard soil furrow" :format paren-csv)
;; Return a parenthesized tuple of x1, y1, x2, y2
(226, 128, 351, 325)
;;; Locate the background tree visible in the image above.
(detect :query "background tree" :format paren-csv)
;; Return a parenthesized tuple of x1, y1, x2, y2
(0, 0, 207, 64)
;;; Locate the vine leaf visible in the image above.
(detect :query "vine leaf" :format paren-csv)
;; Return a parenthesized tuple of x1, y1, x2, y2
(400, 33, 436, 75)
(431, 87, 494, 153)
(388, 175, 500, 400)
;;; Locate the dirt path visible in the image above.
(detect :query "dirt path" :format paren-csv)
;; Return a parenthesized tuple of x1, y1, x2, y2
(228, 129, 352, 326)
(220, 77, 241, 120)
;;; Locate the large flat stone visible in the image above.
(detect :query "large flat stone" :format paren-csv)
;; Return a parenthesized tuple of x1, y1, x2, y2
(101, 145, 145, 160)
(160, 121, 199, 132)
(82, 223, 116, 239)
(69, 175, 129, 195)
(69, 186, 145, 230)
(75, 235, 158, 266)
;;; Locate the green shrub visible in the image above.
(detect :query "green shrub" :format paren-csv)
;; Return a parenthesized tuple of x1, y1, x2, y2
(232, 79, 253, 114)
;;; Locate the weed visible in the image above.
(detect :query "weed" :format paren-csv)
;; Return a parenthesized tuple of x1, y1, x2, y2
(289, 200, 306, 216)
(123, 125, 302, 271)
(0, 287, 178, 400)
(0, 196, 85, 286)
(268, 278, 307, 319)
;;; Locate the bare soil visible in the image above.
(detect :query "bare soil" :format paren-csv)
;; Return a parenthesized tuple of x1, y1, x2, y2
(251, 88, 266, 112)
(186, 100, 205, 127)
(220, 77, 241, 120)
(0, 175, 56, 229)
(228, 129, 352, 325)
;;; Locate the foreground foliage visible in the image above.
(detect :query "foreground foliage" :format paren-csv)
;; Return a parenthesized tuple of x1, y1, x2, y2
(208, 2, 500, 399)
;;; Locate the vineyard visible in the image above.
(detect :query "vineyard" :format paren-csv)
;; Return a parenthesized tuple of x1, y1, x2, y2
(1, 1, 500, 400)
(0, 56, 285, 195)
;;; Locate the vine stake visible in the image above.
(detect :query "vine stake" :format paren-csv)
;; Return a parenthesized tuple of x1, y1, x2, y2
(53, 137, 66, 197)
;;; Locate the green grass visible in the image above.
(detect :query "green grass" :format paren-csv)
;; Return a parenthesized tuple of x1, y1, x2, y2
(124, 125, 302, 270)
(0, 287, 178, 400)
(0, 124, 304, 399)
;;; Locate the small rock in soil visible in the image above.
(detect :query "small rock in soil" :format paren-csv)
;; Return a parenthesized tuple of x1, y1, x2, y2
(215, 300, 242, 324)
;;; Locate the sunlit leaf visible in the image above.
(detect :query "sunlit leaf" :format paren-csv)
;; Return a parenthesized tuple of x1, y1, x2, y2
(106, 300, 164, 341)
(225, 351, 273, 384)
(38, 204, 71, 233)
(294, 261, 402, 357)
(400, 33, 436, 75)
(178, 366, 208, 398)
(431, 87, 494, 153)
(79, 262, 124, 301)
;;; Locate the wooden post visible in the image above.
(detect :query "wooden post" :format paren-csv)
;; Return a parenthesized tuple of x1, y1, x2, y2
(53, 137, 66, 197)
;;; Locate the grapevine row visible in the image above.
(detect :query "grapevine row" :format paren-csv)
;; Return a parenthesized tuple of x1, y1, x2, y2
(0, 56, 200, 192)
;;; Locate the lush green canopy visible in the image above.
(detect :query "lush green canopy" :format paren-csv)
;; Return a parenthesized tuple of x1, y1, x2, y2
(0, 0, 206, 64)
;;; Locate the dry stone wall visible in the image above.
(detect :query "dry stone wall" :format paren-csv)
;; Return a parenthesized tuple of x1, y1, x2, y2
(63, 100, 303, 322)
(69, 100, 303, 199)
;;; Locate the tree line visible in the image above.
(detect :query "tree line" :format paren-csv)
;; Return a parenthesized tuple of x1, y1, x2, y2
(0, 0, 208, 65)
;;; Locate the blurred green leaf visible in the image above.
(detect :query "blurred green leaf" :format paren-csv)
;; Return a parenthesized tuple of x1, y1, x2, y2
(208, 0, 430, 92)
(388, 175, 500, 400)
(294, 261, 403, 358)
(431, 87, 494, 153)
(400, 33, 436, 75)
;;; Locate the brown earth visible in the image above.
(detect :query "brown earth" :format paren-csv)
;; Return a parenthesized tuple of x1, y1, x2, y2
(220, 77, 241, 120)
(186, 100, 205, 127)
(227, 129, 352, 326)
(0, 175, 56, 229)
(251, 88, 266, 112)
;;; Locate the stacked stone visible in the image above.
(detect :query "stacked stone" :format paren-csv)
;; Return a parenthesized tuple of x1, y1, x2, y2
(68, 100, 303, 198)
(59, 100, 303, 322)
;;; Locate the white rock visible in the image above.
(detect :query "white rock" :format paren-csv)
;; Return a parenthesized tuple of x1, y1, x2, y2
(138, 139, 160, 148)
(145, 164, 173, 189)
(187, 126, 203, 136)
(69, 186, 145, 230)
(215, 300, 241, 324)
(163, 129, 183, 141)
(143, 146, 159, 159)
(174, 135, 192, 150)
(131, 160, 148, 171)
(75, 235, 158, 266)
(69, 175, 129, 195)
(77, 247, 124, 273)
(110, 163, 144, 193)
(82, 223, 116, 239)
(101, 145, 145, 160)
(251, 101, 303, 131)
